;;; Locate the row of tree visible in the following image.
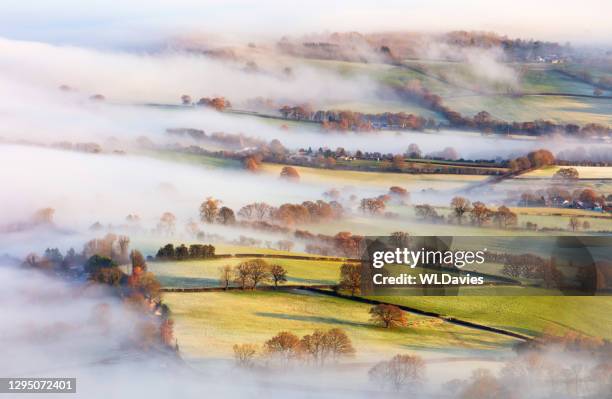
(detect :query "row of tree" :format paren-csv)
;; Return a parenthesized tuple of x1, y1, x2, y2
(219, 259, 288, 289)
(233, 328, 355, 368)
(416, 197, 519, 228)
(155, 243, 216, 260)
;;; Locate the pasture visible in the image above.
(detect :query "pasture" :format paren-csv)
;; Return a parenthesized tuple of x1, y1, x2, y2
(164, 290, 515, 359)
(371, 296, 612, 340)
(145, 257, 344, 288)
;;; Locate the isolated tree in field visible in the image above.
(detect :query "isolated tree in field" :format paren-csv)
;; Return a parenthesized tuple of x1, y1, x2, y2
(264, 331, 301, 364)
(216, 206, 236, 225)
(158, 212, 176, 236)
(280, 166, 300, 181)
(369, 354, 425, 392)
(339, 262, 361, 296)
(451, 196, 471, 224)
(219, 265, 233, 290)
(269, 264, 287, 288)
(568, 216, 580, 232)
(369, 304, 407, 328)
(233, 344, 258, 368)
(180, 94, 192, 105)
(200, 197, 220, 223)
(493, 205, 518, 229)
(553, 167, 579, 181)
(470, 201, 492, 226)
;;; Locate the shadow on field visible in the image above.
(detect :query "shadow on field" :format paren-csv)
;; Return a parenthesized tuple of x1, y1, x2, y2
(255, 312, 369, 328)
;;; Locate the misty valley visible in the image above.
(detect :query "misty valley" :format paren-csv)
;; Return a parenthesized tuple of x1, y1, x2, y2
(1, 3, 611, 398)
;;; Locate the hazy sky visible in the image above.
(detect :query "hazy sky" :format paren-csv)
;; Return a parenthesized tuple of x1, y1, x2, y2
(0, 0, 610, 48)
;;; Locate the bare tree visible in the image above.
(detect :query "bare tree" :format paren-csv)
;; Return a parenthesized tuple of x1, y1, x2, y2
(246, 259, 270, 289)
(264, 331, 301, 365)
(234, 262, 251, 289)
(493, 205, 518, 229)
(269, 264, 288, 288)
(369, 354, 425, 391)
(219, 265, 233, 290)
(470, 201, 492, 226)
(322, 328, 355, 362)
(451, 196, 471, 224)
(233, 344, 258, 368)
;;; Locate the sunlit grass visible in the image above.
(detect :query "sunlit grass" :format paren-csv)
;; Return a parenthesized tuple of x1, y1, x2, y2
(164, 290, 514, 359)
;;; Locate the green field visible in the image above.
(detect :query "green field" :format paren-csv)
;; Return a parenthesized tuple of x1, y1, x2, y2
(445, 94, 612, 125)
(498, 166, 612, 197)
(141, 149, 242, 169)
(297, 58, 612, 126)
(369, 296, 612, 340)
(260, 162, 485, 191)
(145, 257, 344, 288)
(520, 165, 612, 179)
(164, 290, 515, 359)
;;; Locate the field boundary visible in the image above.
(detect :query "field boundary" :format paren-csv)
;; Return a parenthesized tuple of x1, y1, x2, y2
(161, 284, 335, 293)
(302, 287, 533, 341)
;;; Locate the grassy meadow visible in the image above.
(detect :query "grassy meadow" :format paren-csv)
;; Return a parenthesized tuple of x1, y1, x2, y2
(369, 296, 612, 340)
(146, 257, 344, 288)
(260, 162, 486, 190)
(164, 290, 515, 359)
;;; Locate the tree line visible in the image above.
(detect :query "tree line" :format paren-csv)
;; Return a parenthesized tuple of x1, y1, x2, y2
(155, 243, 216, 260)
(233, 328, 355, 368)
